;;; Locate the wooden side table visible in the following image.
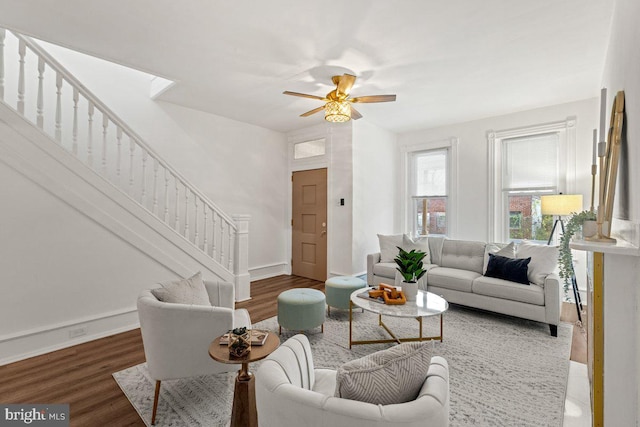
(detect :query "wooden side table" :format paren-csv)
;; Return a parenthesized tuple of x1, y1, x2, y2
(209, 332, 279, 427)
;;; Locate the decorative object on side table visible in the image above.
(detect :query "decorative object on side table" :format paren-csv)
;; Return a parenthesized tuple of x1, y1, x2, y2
(394, 246, 427, 301)
(228, 327, 251, 358)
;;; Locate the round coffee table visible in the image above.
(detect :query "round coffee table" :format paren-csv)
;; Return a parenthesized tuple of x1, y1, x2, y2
(209, 332, 280, 427)
(349, 288, 449, 348)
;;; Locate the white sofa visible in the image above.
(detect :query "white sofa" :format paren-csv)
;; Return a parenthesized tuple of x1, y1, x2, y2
(367, 238, 561, 336)
(255, 334, 450, 427)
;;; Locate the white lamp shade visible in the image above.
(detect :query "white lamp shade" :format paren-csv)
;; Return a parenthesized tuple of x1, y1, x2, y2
(541, 194, 583, 216)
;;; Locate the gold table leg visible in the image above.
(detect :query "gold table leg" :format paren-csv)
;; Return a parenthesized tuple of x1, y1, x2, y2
(230, 362, 257, 427)
(349, 312, 444, 347)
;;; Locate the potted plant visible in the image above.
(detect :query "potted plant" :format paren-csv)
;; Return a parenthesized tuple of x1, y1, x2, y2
(394, 246, 427, 301)
(558, 210, 597, 297)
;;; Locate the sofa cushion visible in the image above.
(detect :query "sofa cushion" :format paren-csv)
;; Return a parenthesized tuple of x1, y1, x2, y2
(377, 234, 403, 263)
(440, 240, 486, 274)
(516, 241, 559, 286)
(335, 342, 431, 404)
(473, 275, 545, 305)
(427, 267, 480, 292)
(151, 271, 211, 306)
(402, 234, 432, 264)
(372, 262, 397, 279)
(483, 242, 515, 274)
(485, 253, 531, 285)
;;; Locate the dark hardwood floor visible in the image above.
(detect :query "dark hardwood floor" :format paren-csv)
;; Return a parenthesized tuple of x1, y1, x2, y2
(0, 275, 586, 426)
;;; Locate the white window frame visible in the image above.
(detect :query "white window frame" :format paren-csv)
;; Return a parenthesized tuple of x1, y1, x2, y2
(487, 117, 577, 242)
(401, 138, 459, 238)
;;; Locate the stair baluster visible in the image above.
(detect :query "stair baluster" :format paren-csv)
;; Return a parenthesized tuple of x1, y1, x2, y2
(36, 57, 44, 128)
(0, 29, 5, 100)
(55, 72, 62, 142)
(101, 113, 108, 175)
(17, 39, 25, 114)
(72, 88, 79, 155)
(87, 101, 94, 167)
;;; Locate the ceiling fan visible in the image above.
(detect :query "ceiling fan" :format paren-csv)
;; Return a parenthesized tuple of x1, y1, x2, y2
(283, 73, 396, 123)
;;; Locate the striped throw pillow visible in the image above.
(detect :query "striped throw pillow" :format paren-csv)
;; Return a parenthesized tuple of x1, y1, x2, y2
(335, 342, 431, 404)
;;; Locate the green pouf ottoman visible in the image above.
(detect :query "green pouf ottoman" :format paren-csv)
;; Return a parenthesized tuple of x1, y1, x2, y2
(277, 288, 326, 334)
(325, 276, 367, 315)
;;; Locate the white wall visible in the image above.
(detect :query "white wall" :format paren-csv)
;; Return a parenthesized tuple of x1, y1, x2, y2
(599, 0, 640, 423)
(601, 0, 640, 245)
(352, 120, 398, 274)
(38, 42, 289, 280)
(398, 98, 598, 242)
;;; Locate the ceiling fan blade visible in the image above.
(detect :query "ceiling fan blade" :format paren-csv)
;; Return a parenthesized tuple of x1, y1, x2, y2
(283, 91, 326, 101)
(336, 74, 357, 98)
(300, 105, 325, 117)
(350, 94, 397, 103)
(350, 106, 363, 120)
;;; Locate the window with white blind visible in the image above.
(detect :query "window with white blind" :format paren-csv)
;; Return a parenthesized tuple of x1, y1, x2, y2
(488, 118, 575, 243)
(410, 148, 449, 236)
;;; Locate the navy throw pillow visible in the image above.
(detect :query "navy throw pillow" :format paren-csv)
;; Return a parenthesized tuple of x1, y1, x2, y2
(485, 253, 531, 285)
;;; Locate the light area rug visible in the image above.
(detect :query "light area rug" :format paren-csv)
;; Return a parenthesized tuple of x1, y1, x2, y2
(113, 305, 572, 427)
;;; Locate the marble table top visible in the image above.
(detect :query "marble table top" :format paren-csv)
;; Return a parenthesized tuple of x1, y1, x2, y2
(350, 287, 448, 318)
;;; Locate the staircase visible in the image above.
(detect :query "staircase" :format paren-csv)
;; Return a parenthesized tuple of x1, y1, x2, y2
(0, 28, 250, 300)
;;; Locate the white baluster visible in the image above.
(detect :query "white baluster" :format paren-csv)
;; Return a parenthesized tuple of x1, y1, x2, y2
(220, 221, 225, 266)
(228, 223, 234, 270)
(152, 159, 159, 215)
(164, 169, 170, 223)
(0, 29, 6, 100)
(174, 180, 180, 231)
(72, 88, 79, 155)
(194, 197, 199, 248)
(116, 127, 123, 183)
(128, 136, 135, 195)
(184, 186, 189, 239)
(212, 212, 217, 260)
(17, 39, 26, 114)
(141, 149, 148, 206)
(203, 206, 209, 254)
(54, 73, 62, 142)
(36, 57, 44, 128)
(101, 113, 108, 175)
(87, 102, 94, 167)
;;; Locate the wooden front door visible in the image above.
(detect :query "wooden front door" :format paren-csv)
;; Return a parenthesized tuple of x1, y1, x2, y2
(292, 168, 327, 281)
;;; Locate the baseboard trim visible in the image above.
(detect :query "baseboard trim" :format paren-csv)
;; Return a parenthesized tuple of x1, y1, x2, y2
(249, 262, 288, 281)
(0, 308, 139, 366)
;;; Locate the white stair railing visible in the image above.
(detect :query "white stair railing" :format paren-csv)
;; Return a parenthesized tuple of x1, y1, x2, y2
(0, 28, 250, 298)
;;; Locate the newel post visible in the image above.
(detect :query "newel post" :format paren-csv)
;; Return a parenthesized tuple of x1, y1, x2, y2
(232, 214, 251, 302)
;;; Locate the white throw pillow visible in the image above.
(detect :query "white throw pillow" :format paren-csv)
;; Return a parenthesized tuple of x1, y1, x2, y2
(516, 241, 559, 286)
(483, 242, 515, 274)
(402, 234, 431, 265)
(377, 234, 403, 263)
(151, 271, 211, 306)
(335, 342, 431, 405)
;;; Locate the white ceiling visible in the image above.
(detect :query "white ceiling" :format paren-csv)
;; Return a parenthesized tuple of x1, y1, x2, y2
(0, 0, 614, 134)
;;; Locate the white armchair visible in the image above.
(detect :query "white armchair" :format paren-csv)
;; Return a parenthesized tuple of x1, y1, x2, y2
(255, 334, 450, 427)
(137, 280, 251, 425)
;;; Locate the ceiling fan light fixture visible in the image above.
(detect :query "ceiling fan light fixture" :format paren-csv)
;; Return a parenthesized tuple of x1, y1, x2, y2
(324, 101, 351, 123)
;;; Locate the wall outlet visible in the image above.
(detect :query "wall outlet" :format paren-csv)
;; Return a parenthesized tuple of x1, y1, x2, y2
(68, 326, 87, 339)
